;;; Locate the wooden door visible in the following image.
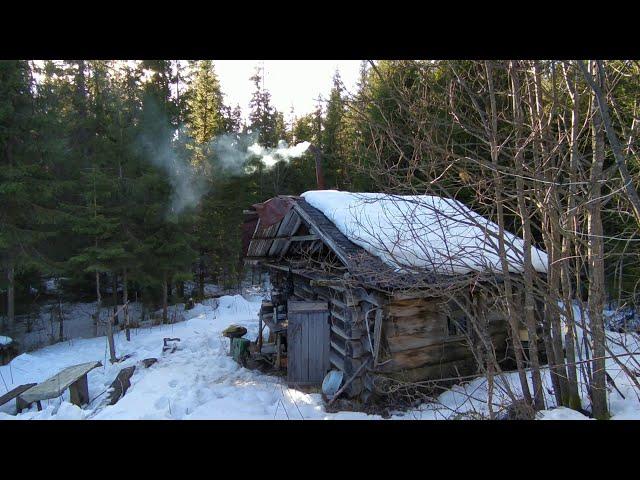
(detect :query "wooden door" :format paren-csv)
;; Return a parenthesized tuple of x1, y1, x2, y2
(287, 301, 330, 386)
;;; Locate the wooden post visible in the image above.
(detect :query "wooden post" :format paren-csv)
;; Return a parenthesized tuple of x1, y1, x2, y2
(275, 333, 281, 370)
(125, 303, 130, 342)
(106, 313, 117, 364)
(7, 261, 15, 331)
(112, 273, 118, 324)
(58, 296, 64, 342)
(123, 268, 128, 322)
(258, 310, 263, 353)
(69, 374, 90, 406)
(162, 273, 168, 324)
(95, 271, 101, 337)
(372, 308, 383, 367)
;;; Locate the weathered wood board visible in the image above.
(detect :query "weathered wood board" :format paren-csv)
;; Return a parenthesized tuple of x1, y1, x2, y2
(287, 301, 330, 386)
(107, 366, 136, 405)
(19, 361, 101, 404)
(0, 383, 37, 408)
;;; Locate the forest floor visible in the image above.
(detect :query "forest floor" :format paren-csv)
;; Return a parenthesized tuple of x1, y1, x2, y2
(0, 293, 639, 420)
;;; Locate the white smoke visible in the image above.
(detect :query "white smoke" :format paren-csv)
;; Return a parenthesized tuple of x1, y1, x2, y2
(142, 127, 311, 216)
(247, 140, 311, 168)
(213, 134, 311, 172)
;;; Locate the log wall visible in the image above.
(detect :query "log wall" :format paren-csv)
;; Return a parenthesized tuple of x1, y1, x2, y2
(271, 268, 512, 403)
(372, 295, 510, 384)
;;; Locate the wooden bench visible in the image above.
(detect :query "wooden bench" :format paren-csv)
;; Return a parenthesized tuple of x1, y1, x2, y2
(0, 383, 40, 413)
(18, 361, 102, 409)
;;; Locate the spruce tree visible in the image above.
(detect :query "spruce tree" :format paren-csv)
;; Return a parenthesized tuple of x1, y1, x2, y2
(0, 61, 53, 332)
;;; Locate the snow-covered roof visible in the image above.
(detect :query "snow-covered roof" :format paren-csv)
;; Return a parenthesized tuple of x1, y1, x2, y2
(301, 190, 548, 275)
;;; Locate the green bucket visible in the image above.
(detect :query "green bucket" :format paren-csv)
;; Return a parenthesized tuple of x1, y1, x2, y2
(231, 337, 251, 364)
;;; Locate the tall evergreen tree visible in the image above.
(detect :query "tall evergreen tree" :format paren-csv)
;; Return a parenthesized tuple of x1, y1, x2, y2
(322, 71, 347, 188)
(0, 61, 51, 332)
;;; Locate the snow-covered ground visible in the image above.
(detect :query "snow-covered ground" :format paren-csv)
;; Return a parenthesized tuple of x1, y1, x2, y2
(0, 294, 379, 420)
(1, 294, 639, 420)
(10, 283, 222, 352)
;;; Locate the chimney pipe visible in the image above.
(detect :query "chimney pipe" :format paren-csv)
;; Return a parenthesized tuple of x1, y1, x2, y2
(308, 144, 326, 190)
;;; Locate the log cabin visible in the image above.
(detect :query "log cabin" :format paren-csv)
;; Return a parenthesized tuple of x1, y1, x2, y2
(242, 190, 548, 405)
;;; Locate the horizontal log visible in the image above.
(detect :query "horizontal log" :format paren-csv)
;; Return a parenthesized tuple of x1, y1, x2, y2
(373, 358, 477, 383)
(384, 315, 447, 338)
(379, 343, 474, 372)
(387, 303, 442, 318)
(391, 291, 445, 301)
(387, 334, 465, 353)
(252, 234, 319, 242)
(386, 325, 509, 353)
(310, 279, 345, 288)
(381, 333, 509, 372)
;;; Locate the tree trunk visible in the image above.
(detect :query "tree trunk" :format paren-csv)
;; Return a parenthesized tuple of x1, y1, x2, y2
(509, 61, 545, 411)
(484, 60, 533, 407)
(526, 61, 569, 407)
(560, 62, 582, 409)
(106, 310, 117, 363)
(58, 295, 64, 342)
(7, 261, 15, 333)
(587, 60, 609, 420)
(199, 256, 205, 299)
(123, 268, 130, 341)
(112, 272, 118, 325)
(162, 273, 168, 324)
(95, 271, 101, 337)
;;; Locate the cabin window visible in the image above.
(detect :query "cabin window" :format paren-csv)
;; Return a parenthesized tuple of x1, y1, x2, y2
(447, 314, 468, 336)
(446, 299, 469, 337)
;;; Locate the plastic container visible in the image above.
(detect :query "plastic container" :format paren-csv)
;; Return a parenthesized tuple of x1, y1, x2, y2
(322, 370, 344, 398)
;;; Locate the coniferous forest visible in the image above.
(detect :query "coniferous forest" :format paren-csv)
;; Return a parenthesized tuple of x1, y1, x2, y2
(0, 60, 363, 327)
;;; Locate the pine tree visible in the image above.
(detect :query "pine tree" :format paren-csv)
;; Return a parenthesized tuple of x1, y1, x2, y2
(248, 68, 278, 147)
(322, 71, 347, 188)
(0, 61, 53, 332)
(135, 59, 197, 320)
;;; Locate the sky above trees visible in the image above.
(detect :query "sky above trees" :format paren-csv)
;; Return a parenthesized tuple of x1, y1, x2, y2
(31, 60, 362, 123)
(213, 60, 361, 121)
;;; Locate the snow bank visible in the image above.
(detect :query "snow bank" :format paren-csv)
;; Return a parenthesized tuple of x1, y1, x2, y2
(0, 336, 12, 346)
(302, 190, 548, 274)
(537, 407, 592, 420)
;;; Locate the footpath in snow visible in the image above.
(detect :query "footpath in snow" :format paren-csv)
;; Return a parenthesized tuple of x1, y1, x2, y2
(1, 294, 639, 420)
